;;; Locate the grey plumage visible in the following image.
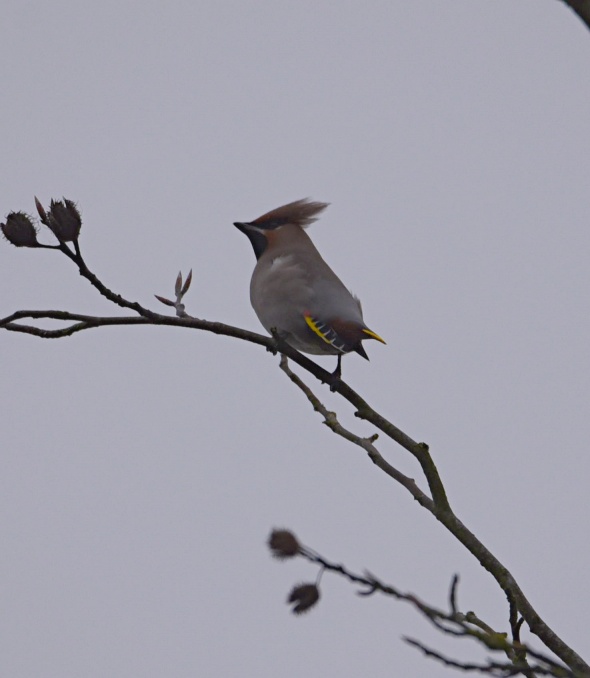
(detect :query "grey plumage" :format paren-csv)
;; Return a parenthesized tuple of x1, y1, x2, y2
(234, 199, 385, 370)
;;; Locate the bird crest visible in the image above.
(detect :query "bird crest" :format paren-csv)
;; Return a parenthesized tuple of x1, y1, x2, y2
(251, 198, 329, 230)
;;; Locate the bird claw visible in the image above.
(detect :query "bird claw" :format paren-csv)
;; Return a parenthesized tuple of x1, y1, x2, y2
(328, 373, 342, 392)
(267, 327, 283, 354)
(324, 358, 343, 391)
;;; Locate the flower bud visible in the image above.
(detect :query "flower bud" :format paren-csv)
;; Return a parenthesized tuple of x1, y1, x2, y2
(34, 196, 49, 225)
(47, 198, 82, 242)
(268, 529, 301, 559)
(287, 583, 320, 615)
(1, 212, 40, 247)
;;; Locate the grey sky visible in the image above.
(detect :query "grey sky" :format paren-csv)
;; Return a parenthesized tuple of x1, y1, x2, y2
(1, 1, 589, 676)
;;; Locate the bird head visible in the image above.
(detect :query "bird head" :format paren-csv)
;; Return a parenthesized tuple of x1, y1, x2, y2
(234, 198, 328, 259)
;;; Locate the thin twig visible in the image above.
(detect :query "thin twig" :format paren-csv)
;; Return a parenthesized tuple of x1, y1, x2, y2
(449, 574, 460, 616)
(278, 355, 434, 510)
(285, 533, 573, 677)
(405, 637, 567, 677)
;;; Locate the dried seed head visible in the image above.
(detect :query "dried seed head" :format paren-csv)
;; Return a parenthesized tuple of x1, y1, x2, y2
(47, 198, 82, 242)
(1, 212, 40, 247)
(268, 529, 301, 559)
(287, 583, 320, 615)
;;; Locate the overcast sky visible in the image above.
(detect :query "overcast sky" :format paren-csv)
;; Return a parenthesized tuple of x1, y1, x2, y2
(2, 2, 589, 676)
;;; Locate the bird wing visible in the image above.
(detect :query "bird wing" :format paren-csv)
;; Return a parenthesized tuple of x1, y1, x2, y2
(303, 313, 350, 353)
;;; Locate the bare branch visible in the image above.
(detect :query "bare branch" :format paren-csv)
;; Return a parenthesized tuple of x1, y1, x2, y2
(0, 307, 275, 348)
(1, 311, 150, 338)
(276, 363, 589, 676)
(449, 574, 460, 615)
(404, 637, 568, 677)
(57, 242, 158, 318)
(559, 0, 590, 30)
(271, 530, 575, 677)
(278, 355, 434, 511)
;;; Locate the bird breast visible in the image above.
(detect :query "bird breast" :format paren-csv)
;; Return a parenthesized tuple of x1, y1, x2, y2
(250, 251, 364, 337)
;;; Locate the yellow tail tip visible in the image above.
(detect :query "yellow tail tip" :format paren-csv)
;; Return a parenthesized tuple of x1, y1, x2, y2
(362, 328, 386, 344)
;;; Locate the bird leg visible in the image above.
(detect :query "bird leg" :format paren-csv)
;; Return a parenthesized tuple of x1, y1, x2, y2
(325, 355, 343, 392)
(334, 354, 342, 378)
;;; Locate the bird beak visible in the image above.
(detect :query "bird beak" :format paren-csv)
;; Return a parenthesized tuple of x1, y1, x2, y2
(234, 221, 268, 259)
(233, 221, 250, 234)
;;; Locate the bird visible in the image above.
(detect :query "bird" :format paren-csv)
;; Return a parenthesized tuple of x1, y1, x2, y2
(234, 198, 385, 377)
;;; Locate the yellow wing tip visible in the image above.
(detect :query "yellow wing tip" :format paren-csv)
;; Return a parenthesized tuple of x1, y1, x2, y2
(362, 328, 386, 344)
(304, 314, 331, 344)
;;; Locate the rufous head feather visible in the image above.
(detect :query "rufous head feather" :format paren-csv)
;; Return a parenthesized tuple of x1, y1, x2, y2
(251, 198, 329, 230)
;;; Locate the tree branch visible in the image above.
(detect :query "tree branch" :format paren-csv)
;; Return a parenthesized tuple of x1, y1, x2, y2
(268, 530, 575, 677)
(278, 355, 435, 511)
(404, 637, 564, 677)
(276, 364, 589, 675)
(559, 0, 590, 30)
(1, 204, 588, 676)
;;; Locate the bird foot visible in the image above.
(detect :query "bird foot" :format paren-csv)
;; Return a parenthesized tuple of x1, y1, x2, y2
(327, 373, 342, 392)
(267, 327, 284, 355)
(327, 355, 343, 391)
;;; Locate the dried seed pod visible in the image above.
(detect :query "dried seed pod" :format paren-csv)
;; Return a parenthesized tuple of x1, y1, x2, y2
(1, 212, 40, 247)
(287, 583, 320, 615)
(47, 198, 82, 242)
(268, 529, 301, 559)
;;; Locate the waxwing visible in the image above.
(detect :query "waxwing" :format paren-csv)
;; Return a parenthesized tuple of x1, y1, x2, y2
(234, 199, 385, 375)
